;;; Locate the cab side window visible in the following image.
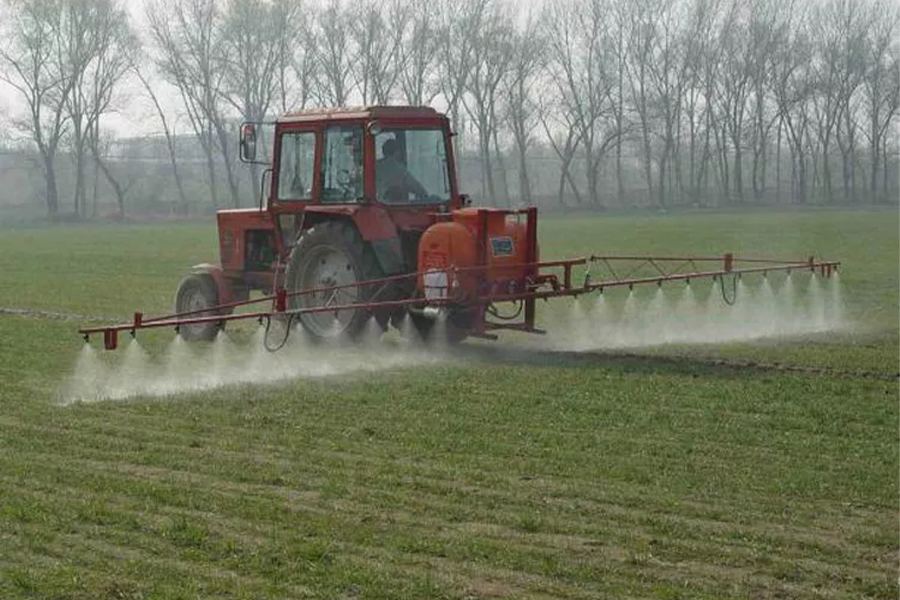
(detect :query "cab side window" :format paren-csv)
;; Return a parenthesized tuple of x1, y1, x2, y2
(277, 131, 315, 201)
(321, 126, 363, 203)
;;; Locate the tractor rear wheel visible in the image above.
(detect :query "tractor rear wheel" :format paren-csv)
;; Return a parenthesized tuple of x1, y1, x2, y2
(174, 272, 221, 342)
(285, 221, 383, 341)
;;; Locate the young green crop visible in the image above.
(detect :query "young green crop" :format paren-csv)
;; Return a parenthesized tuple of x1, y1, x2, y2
(0, 208, 896, 599)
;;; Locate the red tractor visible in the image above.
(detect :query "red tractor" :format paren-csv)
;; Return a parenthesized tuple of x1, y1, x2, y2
(80, 105, 839, 351)
(174, 105, 538, 344)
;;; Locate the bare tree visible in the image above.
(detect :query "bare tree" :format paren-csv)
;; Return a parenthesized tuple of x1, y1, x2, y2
(745, 2, 788, 202)
(538, 103, 585, 207)
(219, 0, 289, 122)
(462, 5, 514, 205)
(713, 1, 756, 203)
(830, 0, 880, 203)
(861, 0, 900, 204)
(283, 0, 318, 112)
(398, 1, 440, 105)
(436, 0, 489, 157)
(644, 0, 687, 207)
(315, 0, 352, 106)
(218, 0, 300, 197)
(624, 0, 660, 206)
(88, 127, 135, 217)
(348, 0, 407, 105)
(0, 0, 73, 217)
(66, 0, 136, 217)
(680, 0, 727, 206)
(502, 16, 544, 205)
(543, 0, 623, 207)
(808, 0, 867, 203)
(772, 17, 815, 204)
(134, 66, 188, 213)
(147, 0, 240, 209)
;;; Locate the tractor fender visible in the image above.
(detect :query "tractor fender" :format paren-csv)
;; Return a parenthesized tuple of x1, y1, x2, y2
(188, 263, 236, 307)
(299, 206, 406, 275)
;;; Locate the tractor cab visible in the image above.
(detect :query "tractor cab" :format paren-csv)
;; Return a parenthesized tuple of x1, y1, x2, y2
(230, 106, 462, 275)
(243, 106, 459, 245)
(272, 119, 453, 206)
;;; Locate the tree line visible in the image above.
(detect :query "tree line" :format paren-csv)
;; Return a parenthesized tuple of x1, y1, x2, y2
(0, 0, 897, 219)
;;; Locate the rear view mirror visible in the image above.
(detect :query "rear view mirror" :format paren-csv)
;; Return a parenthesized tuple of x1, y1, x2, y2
(240, 123, 257, 162)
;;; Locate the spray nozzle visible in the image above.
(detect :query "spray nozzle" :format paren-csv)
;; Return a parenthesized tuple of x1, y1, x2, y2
(83, 333, 90, 344)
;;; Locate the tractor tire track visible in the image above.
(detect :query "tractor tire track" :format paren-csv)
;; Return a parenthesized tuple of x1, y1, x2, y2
(0, 307, 121, 322)
(457, 345, 900, 382)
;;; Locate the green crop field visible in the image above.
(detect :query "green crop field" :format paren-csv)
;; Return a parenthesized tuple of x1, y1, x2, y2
(0, 208, 897, 599)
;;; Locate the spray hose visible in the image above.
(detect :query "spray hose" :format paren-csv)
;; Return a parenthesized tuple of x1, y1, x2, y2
(719, 274, 738, 306)
(487, 301, 524, 321)
(262, 314, 295, 353)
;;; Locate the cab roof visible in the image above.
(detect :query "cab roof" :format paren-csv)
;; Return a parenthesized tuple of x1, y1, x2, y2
(277, 105, 443, 124)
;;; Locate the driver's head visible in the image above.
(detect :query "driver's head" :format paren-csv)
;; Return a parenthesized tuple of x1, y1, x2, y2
(381, 138, 399, 159)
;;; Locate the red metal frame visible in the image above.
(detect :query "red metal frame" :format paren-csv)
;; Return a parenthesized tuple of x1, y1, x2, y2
(80, 253, 841, 350)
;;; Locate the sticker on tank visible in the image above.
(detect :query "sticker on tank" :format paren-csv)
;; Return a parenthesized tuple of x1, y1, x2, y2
(490, 237, 515, 257)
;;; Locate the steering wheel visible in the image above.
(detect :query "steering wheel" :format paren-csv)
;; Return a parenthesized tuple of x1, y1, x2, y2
(336, 168, 358, 197)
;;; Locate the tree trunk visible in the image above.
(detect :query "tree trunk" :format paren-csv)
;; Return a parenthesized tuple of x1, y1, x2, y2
(870, 134, 879, 204)
(204, 135, 219, 210)
(821, 135, 833, 203)
(517, 142, 531, 206)
(657, 148, 668, 209)
(42, 154, 60, 217)
(776, 119, 783, 205)
(74, 140, 86, 217)
(480, 130, 495, 205)
(491, 127, 509, 207)
(92, 153, 100, 218)
(95, 152, 127, 218)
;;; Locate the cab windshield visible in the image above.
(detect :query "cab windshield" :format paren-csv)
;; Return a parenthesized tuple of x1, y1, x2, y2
(374, 128, 451, 204)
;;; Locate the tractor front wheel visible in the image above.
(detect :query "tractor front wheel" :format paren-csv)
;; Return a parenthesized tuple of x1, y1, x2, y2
(174, 272, 222, 342)
(284, 221, 383, 341)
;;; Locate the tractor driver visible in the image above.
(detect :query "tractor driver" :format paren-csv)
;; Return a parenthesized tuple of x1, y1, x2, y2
(376, 138, 428, 203)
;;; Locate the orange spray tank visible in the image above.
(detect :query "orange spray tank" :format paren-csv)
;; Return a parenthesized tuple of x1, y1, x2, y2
(417, 208, 534, 299)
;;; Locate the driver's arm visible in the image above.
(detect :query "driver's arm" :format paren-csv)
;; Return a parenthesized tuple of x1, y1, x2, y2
(402, 170, 428, 199)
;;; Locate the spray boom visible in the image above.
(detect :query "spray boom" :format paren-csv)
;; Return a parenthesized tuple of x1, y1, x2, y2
(79, 253, 840, 351)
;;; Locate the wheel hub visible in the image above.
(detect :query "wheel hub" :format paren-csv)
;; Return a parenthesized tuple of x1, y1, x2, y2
(297, 246, 359, 337)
